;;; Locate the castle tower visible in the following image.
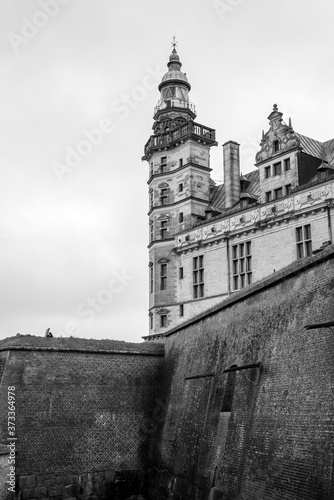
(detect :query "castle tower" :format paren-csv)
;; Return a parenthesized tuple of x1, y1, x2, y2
(142, 41, 217, 340)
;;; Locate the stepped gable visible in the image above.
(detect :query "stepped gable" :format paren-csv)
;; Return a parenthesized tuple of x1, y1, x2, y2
(0, 334, 165, 355)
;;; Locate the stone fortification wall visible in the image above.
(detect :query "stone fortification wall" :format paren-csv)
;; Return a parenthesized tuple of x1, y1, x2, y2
(0, 338, 164, 500)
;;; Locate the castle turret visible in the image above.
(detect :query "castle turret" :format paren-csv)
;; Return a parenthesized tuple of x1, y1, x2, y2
(143, 41, 217, 340)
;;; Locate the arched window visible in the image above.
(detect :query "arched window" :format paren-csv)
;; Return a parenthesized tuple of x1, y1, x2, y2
(273, 140, 280, 153)
(221, 366, 237, 412)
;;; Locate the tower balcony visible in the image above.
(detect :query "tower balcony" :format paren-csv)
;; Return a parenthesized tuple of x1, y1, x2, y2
(154, 98, 196, 116)
(143, 121, 217, 160)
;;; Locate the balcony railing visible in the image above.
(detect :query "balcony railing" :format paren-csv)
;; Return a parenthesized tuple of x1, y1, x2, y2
(154, 98, 196, 116)
(144, 121, 216, 157)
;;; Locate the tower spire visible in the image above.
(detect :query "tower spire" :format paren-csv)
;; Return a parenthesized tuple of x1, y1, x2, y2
(171, 35, 178, 52)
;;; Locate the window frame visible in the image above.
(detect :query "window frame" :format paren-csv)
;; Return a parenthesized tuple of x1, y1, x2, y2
(296, 224, 312, 259)
(232, 241, 252, 291)
(193, 255, 204, 299)
(160, 263, 167, 290)
(273, 162, 282, 176)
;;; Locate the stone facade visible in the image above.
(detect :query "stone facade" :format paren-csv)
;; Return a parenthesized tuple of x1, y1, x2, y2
(143, 50, 334, 340)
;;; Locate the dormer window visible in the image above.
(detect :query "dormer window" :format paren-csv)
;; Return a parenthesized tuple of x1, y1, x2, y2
(273, 140, 279, 153)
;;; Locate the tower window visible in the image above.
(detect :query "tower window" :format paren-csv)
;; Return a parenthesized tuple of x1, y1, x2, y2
(273, 162, 282, 175)
(150, 162, 153, 177)
(160, 314, 167, 327)
(150, 266, 154, 294)
(150, 315, 153, 329)
(264, 166, 271, 179)
(296, 224, 312, 259)
(160, 220, 168, 239)
(179, 267, 184, 279)
(160, 264, 167, 290)
(179, 212, 184, 223)
(179, 304, 184, 317)
(160, 188, 168, 205)
(179, 158, 183, 168)
(232, 241, 252, 291)
(284, 158, 291, 171)
(193, 255, 204, 298)
(150, 221, 154, 242)
(150, 190, 153, 209)
(160, 156, 167, 173)
(179, 183, 184, 193)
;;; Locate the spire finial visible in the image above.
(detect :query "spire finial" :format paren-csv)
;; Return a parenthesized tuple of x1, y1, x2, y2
(273, 103, 278, 111)
(171, 35, 178, 52)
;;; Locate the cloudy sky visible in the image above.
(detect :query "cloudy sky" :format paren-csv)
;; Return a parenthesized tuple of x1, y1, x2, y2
(0, 0, 333, 343)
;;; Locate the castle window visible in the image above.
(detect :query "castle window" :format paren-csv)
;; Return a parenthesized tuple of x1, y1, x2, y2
(179, 304, 184, 317)
(284, 158, 291, 171)
(264, 166, 271, 179)
(160, 188, 168, 205)
(273, 162, 282, 175)
(265, 191, 272, 202)
(160, 264, 167, 290)
(150, 266, 154, 294)
(179, 212, 184, 223)
(193, 255, 204, 298)
(274, 187, 283, 199)
(150, 221, 154, 242)
(179, 183, 184, 193)
(232, 241, 252, 291)
(286, 184, 292, 195)
(179, 158, 183, 168)
(160, 220, 168, 239)
(179, 267, 184, 279)
(160, 314, 167, 327)
(221, 367, 237, 412)
(150, 315, 153, 329)
(160, 156, 167, 173)
(273, 140, 280, 153)
(296, 224, 312, 259)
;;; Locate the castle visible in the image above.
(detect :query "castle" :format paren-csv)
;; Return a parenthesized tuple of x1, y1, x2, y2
(0, 44, 334, 500)
(143, 44, 334, 340)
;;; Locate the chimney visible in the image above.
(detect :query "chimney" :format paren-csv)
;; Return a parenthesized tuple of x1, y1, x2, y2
(223, 141, 240, 209)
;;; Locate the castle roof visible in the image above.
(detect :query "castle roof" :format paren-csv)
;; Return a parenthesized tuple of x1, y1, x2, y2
(209, 169, 260, 214)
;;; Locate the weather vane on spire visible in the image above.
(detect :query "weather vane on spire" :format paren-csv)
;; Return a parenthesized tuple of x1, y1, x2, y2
(172, 35, 178, 51)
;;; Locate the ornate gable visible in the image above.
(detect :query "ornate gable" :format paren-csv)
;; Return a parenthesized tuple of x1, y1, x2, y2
(255, 104, 300, 163)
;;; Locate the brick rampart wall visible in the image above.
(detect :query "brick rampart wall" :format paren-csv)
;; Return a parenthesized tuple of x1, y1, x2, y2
(0, 341, 164, 499)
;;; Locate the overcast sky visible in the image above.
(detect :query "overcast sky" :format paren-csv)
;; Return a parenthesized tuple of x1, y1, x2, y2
(0, 0, 333, 343)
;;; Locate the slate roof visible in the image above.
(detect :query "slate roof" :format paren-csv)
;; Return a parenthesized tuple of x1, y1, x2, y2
(0, 334, 165, 355)
(209, 169, 260, 213)
(296, 133, 334, 164)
